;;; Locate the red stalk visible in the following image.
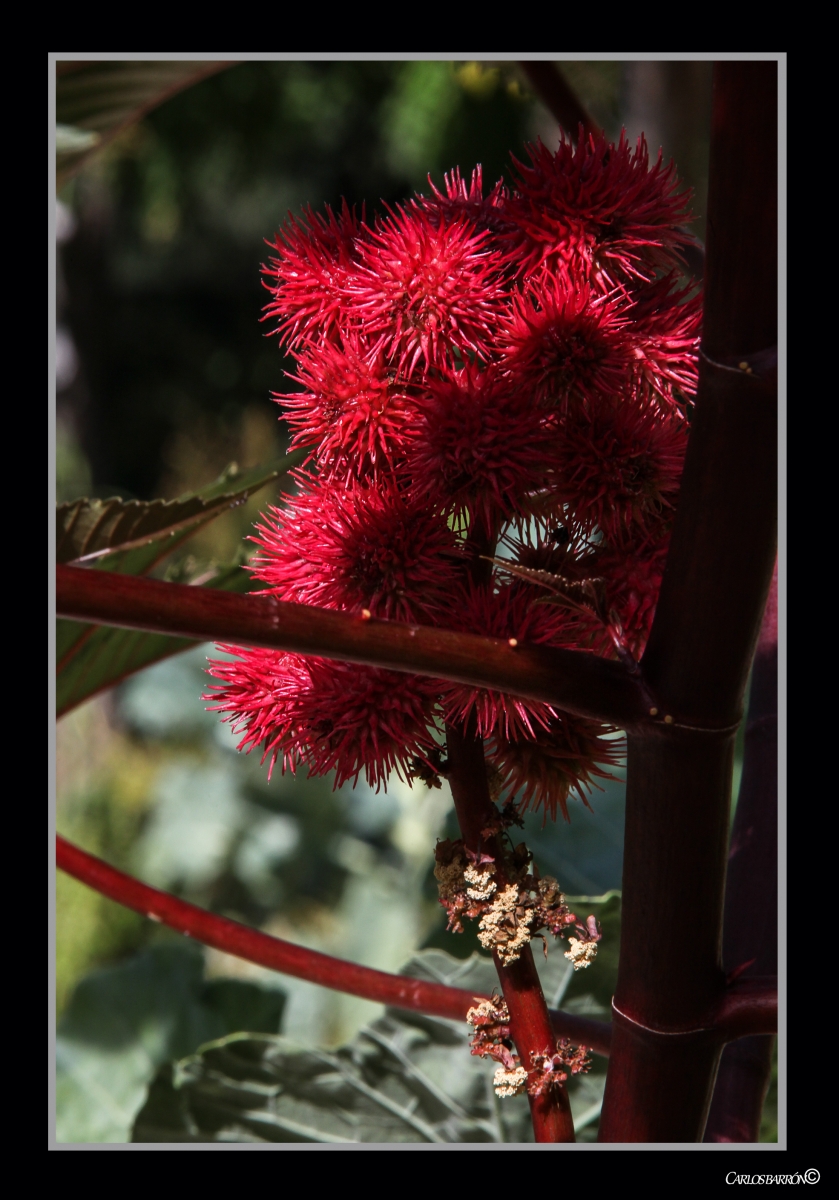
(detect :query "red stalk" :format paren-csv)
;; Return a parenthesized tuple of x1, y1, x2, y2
(56, 834, 613, 1056)
(714, 979, 778, 1043)
(445, 723, 576, 1143)
(56, 563, 649, 729)
(705, 564, 778, 1140)
(598, 62, 778, 1143)
(516, 63, 601, 140)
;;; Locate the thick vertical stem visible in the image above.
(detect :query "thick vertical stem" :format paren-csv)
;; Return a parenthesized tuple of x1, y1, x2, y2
(700, 66, 778, 362)
(445, 722, 575, 1143)
(599, 61, 778, 1143)
(598, 730, 732, 1141)
(705, 564, 778, 1141)
(617, 732, 735, 1025)
(704, 1037, 775, 1143)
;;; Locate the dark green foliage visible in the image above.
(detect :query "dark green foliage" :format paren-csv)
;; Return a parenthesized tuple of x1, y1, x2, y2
(57, 62, 226, 188)
(55, 942, 285, 1143)
(131, 939, 616, 1144)
(57, 450, 303, 564)
(56, 452, 302, 715)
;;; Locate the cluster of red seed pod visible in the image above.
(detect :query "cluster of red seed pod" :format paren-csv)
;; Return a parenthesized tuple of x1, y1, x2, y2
(206, 130, 701, 818)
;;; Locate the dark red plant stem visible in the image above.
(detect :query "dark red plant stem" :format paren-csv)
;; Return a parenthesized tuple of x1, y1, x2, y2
(445, 723, 576, 1143)
(714, 978, 778, 1043)
(598, 62, 778, 1143)
(700, 82, 778, 361)
(56, 564, 649, 730)
(517, 62, 601, 139)
(600, 728, 737, 1142)
(705, 564, 778, 1141)
(56, 834, 613, 1056)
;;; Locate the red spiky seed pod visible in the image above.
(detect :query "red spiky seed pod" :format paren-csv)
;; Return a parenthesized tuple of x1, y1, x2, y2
(488, 714, 624, 824)
(211, 133, 700, 816)
(409, 365, 551, 533)
(262, 199, 366, 351)
(499, 272, 635, 409)
(206, 648, 441, 792)
(547, 396, 688, 547)
(628, 274, 702, 409)
(279, 332, 420, 479)
(592, 539, 671, 662)
(342, 203, 507, 375)
(438, 579, 579, 742)
(249, 475, 465, 625)
(505, 131, 694, 287)
(417, 165, 514, 241)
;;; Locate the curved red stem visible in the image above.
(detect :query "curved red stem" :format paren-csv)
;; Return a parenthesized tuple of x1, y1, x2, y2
(55, 835, 613, 1056)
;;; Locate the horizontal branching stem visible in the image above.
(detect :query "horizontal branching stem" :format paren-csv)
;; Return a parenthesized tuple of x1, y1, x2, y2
(56, 835, 614, 1055)
(714, 978, 777, 1041)
(56, 565, 650, 729)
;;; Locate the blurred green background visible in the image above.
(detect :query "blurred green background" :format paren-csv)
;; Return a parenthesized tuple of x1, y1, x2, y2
(56, 60, 773, 1144)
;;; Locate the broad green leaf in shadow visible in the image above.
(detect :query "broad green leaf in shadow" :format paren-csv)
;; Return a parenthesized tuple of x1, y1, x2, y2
(559, 892, 621, 1021)
(55, 942, 285, 1145)
(57, 563, 253, 718)
(57, 450, 305, 565)
(56, 61, 232, 189)
(56, 452, 304, 716)
(520, 776, 626, 896)
(132, 928, 618, 1145)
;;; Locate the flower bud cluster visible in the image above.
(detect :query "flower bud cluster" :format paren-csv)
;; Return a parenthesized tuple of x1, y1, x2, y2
(433, 826, 600, 968)
(466, 995, 591, 1099)
(206, 130, 700, 815)
(528, 1041, 592, 1096)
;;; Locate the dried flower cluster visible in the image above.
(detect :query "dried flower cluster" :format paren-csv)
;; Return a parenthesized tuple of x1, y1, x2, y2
(206, 130, 700, 818)
(466, 994, 591, 1099)
(433, 828, 601, 967)
(528, 1041, 592, 1096)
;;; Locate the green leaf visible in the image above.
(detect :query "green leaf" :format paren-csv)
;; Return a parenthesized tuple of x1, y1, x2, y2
(55, 942, 285, 1145)
(132, 938, 617, 1144)
(56, 540, 191, 682)
(56, 450, 305, 565)
(56, 61, 230, 188)
(56, 563, 253, 718)
(56, 451, 304, 714)
(759, 1040, 778, 1142)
